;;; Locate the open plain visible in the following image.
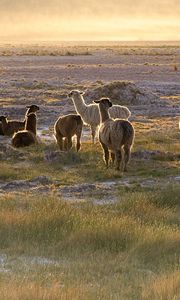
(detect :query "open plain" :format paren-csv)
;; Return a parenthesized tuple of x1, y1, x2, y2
(0, 41, 180, 300)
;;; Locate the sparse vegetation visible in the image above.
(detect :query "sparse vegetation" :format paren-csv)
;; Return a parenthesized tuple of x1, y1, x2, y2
(0, 184, 179, 299)
(0, 44, 92, 56)
(0, 41, 180, 299)
(0, 124, 179, 299)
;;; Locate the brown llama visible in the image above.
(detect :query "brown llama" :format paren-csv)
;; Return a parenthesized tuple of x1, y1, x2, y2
(54, 114, 83, 152)
(0, 105, 39, 136)
(12, 113, 38, 148)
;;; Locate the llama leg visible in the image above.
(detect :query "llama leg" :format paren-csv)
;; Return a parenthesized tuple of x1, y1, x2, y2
(115, 149, 122, 171)
(76, 134, 81, 152)
(76, 125, 82, 152)
(91, 126, 96, 144)
(111, 152, 115, 165)
(56, 133, 63, 150)
(67, 136, 73, 150)
(124, 145, 131, 172)
(100, 141, 109, 168)
(64, 138, 68, 151)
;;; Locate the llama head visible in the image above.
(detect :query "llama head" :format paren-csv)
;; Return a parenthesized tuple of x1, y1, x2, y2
(26, 105, 40, 113)
(0, 115, 8, 122)
(68, 90, 85, 98)
(94, 98, 112, 109)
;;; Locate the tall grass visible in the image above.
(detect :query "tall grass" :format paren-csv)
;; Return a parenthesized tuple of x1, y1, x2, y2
(142, 270, 180, 300)
(0, 184, 179, 299)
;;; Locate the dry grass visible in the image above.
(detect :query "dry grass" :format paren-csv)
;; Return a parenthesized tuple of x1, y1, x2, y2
(0, 112, 179, 299)
(0, 44, 92, 56)
(1, 122, 179, 185)
(1, 41, 180, 57)
(142, 269, 180, 300)
(0, 183, 179, 299)
(0, 281, 85, 300)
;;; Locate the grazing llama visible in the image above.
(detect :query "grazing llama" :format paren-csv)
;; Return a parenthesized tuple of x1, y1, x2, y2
(54, 114, 83, 152)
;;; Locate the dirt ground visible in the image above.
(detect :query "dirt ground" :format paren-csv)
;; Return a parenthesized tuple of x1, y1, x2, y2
(0, 42, 179, 129)
(0, 42, 179, 199)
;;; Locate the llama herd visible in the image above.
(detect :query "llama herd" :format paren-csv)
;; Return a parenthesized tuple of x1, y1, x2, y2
(0, 90, 135, 172)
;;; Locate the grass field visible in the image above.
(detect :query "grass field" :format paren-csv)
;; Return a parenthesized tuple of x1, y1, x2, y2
(0, 123, 180, 299)
(0, 185, 179, 299)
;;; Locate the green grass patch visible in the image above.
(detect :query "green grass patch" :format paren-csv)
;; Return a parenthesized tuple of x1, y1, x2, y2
(1, 133, 179, 185)
(134, 127, 180, 154)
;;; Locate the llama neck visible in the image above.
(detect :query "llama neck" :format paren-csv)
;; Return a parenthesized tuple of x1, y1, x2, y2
(22, 108, 30, 123)
(99, 105, 110, 123)
(23, 108, 30, 123)
(25, 107, 31, 117)
(25, 115, 36, 135)
(72, 95, 87, 115)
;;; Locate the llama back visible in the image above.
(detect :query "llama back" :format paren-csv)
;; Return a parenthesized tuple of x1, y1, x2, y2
(109, 105, 131, 120)
(10, 120, 25, 132)
(111, 120, 134, 146)
(81, 103, 129, 125)
(55, 114, 83, 137)
(2, 120, 25, 136)
(67, 114, 83, 126)
(12, 130, 37, 148)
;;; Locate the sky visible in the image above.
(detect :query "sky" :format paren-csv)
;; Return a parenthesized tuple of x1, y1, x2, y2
(0, 0, 180, 41)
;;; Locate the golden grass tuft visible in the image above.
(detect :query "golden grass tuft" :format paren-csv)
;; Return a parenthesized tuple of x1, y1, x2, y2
(0, 281, 85, 300)
(142, 269, 180, 300)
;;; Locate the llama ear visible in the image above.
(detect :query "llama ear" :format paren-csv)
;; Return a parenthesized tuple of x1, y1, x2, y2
(94, 100, 100, 104)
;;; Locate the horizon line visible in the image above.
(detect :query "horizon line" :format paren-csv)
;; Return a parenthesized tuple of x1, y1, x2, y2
(0, 39, 180, 44)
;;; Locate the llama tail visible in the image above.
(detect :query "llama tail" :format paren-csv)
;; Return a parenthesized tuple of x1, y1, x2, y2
(74, 115, 83, 126)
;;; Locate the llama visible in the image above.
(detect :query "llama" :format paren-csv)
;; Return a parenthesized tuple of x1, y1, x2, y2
(12, 113, 38, 148)
(54, 114, 83, 152)
(68, 90, 131, 143)
(0, 105, 39, 136)
(0, 116, 23, 137)
(94, 98, 134, 171)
